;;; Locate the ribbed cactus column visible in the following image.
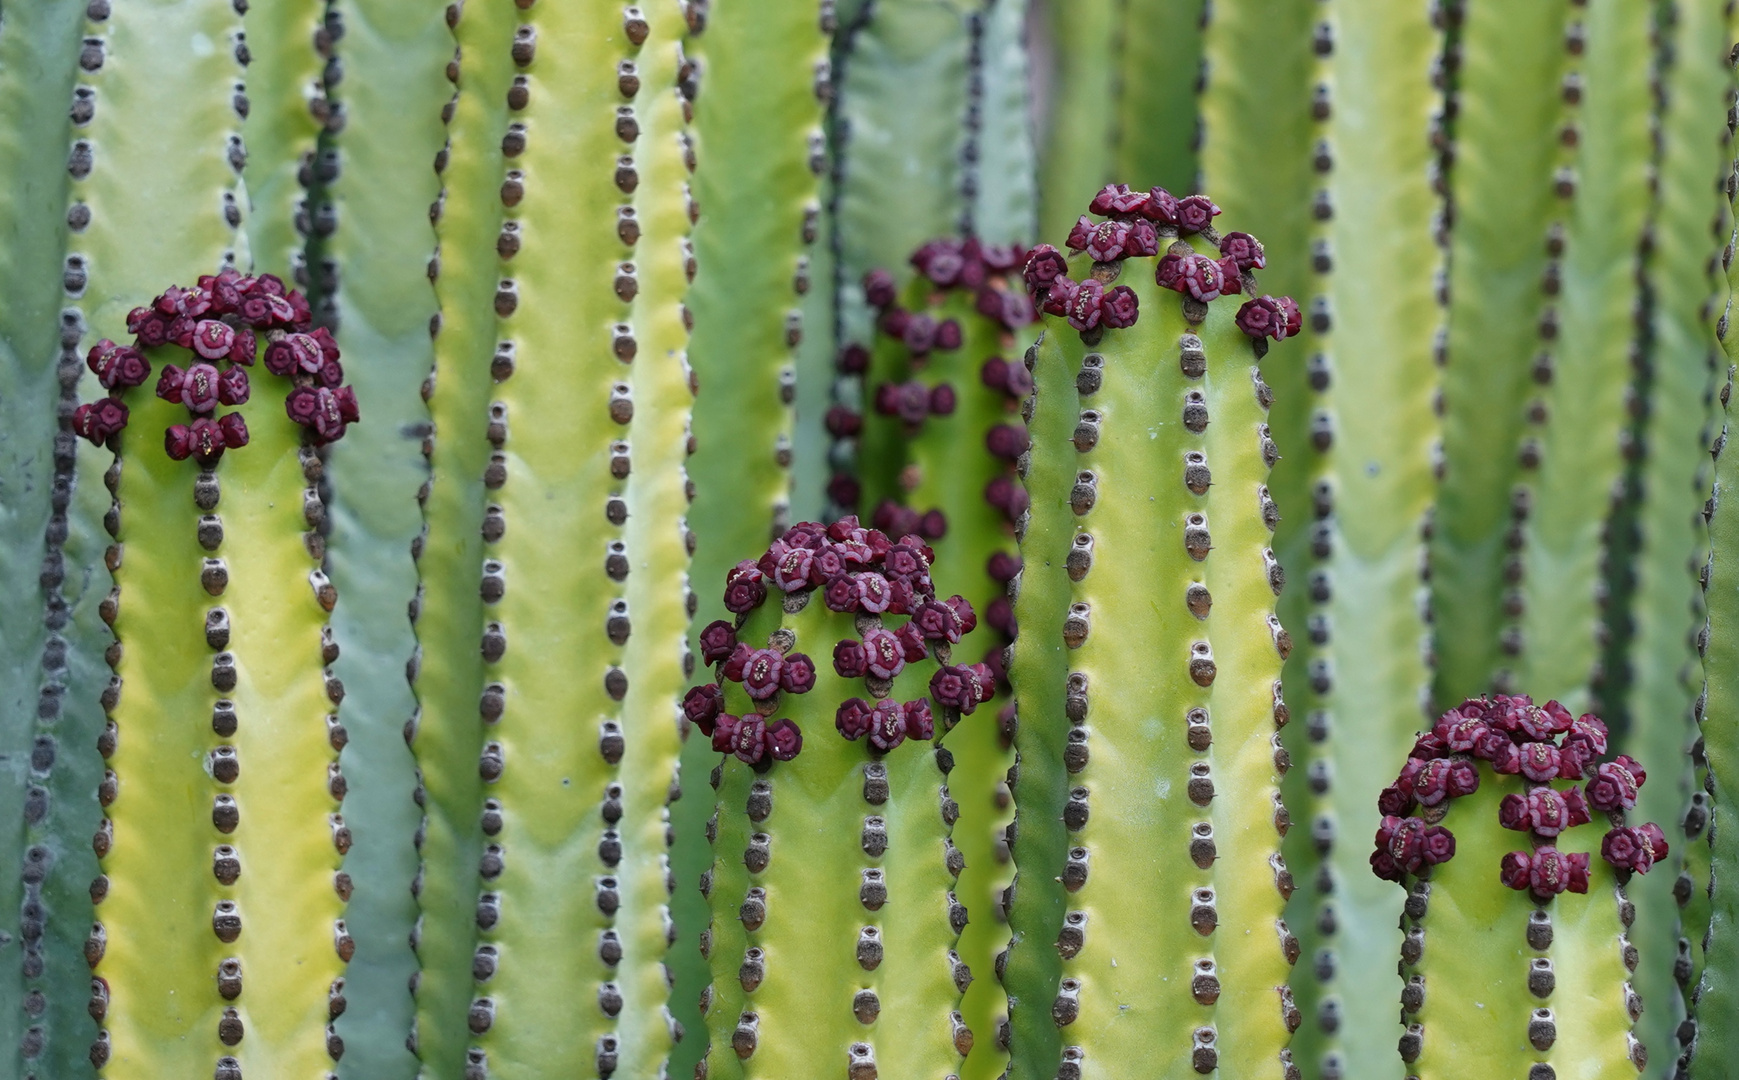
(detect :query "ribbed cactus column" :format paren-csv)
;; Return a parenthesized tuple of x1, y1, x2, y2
(1432, 0, 1577, 702)
(450, 4, 691, 1078)
(1004, 190, 1302, 1080)
(239, 0, 329, 283)
(694, 521, 989, 1078)
(406, 1, 516, 1075)
(308, 1, 452, 1076)
(65, 0, 357, 1076)
(0, 4, 103, 1077)
(1372, 697, 1665, 1076)
(1273, 0, 1444, 1076)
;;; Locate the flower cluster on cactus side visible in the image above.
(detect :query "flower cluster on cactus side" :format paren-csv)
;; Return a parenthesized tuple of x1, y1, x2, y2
(73, 271, 359, 461)
(1021, 183, 1300, 339)
(1370, 694, 1668, 902)
(682, 517, 993, 765)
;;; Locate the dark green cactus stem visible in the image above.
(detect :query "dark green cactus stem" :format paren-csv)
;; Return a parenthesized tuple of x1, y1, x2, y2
(69, 1, 352, 1075)
(310, 1, 452, 1075)
(969, 0, 1037, 246)
(446, 5, 692, 1078)
(1620, 1, 1736, 1069)
(1431, 0, 1575, 703)
(1271, 0, 1445, 1075)
(408, 0, 517, 1074)
(696, 527, 988, 1079)
(1510, 0, 1650, 708)
(1372, 699, 1662, 1077)
(239, 0, 329, 283)
(1005, 210, 1300, 1079)
(1, 3, 106, 1076)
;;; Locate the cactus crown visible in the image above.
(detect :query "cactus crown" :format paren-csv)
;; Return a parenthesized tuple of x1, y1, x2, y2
(1371, 694, 1668, 899)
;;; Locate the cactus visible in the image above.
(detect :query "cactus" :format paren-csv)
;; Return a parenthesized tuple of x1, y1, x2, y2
(1371, 695, 1667, 1076)
(238, 0, 329, 285)
(307, 2, 452, 1076)
(692, 518, 993, 1078)
(1003, 188, 1302, 1080)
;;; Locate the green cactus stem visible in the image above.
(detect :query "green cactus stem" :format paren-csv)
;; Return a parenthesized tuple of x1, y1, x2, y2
(1431, 0, 1577, 703)
(307, 1, 452, 1075)
(969, 0, 1038, 249)
(405, 1, 517, 1074)
(693, 519, 992, 1079)
(1004, 190, 1302, 1080)
(239, 0, 329, 284)
(437, 4, 694, 1079)
(1, 4, 108, 1076)
(1372, 696, 1665, 1077)
(1268, 0, 1445, 1076)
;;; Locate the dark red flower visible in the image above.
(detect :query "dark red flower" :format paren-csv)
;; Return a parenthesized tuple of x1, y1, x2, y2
(862, 629, 905, 680)
(902, 314, 938, 354)
(780, 653, 816, 695)
(1083, 220, 1131, 262)
(867, 700, 906, 752)
(1370, 848, 1402, 882)
(1564, 713, 1609, 755)
(894, 621, 928, 662)
(912, 240, 966, 287)
(902, 699, 935, 741)
(764, 719, 803, 761)
(1178, 254, 1229, 303)
(683, 684, 724, 733)
(825, 406, 862, 439)
(217, 366, 250, 407)
(773, 546, 814, 592)
(1218, 231, 1266, 270)
(1436, 710, 1489, 752)
(929, 664, 977, 713)
(1499, 850, 1532, 891)
(837, 343, 871, 374)
(215, 412, 249, 450)
(1410, 732, 1450, 760)
(1023, 245, 1069, 292)
(1041, 276, 1080, 318)
(699, 621, 737, 665)
(1215, 256, 1243, 294)
(863, 269, 897, 309)
(723, 560, 767, 614)
(1140, 187, 1179, 225)
(71, 398, 129, 445)
(934, 319, 963, 351)
(1275, 297, 1303, 339)
(1377, 786, 1413, 816)
(721, 643, 753, 682)
(919, 509, 948, 540)
(1123, 220, 1160, 258)
(1445, 759, 1479, 798)
(1156, 255, 1184, 292)
(1527, 846, 1573, 898)
(192, 319, 235, 360)
(1586, 760, 1640, 812)
(1518, 742, 1561, 783)
(1412, 759, 1453, 806)
(833, 639, 868, 679)
(178, 363, 222, 414)
(1065, 215, 1094, 252)
(733, 715, 768, 765)
(836, 698, 874, 740)
(987, 551, 1021, 583)
(1420, 825, 1455, 866)
(929, 383, 957, 416)
(1089, 183, 1149, 216)
(1101, 285, 1139, 329)
(742, 649, 785, 700)
(1175, 194, 1221, 234)
(1066, 278, 1105, 332)
(985, 424, 1030, 462)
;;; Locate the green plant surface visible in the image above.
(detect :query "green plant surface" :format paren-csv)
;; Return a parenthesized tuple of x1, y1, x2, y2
(1276, 0, 1445, 1075)
(313, 1, 452, 1076)
(1032, 0, 1117, 245)
(460, 4, 689, 1076)
(240, 0, 327, 284)
(1112, 0, 1204, 197)
(1431, 0, 1574, 705)
(1620, 1, 1736, 1071)
(701, 588, 973, 1080)
(406, 0, 517, 1075)
(971, 0, 1038, 246)
(1007, 242, 1295, 1079)
(0, 2, 101, 1076)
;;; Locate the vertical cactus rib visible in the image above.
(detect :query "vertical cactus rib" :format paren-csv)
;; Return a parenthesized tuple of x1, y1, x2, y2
(1431, 0, 1574, 703)
(1111, 0, 1205, 198)
(969, 0, 1037, 248)
(459, 4, 688, 1076)
(1006, 203, 1301, 1078)
(1270, 0, 1446, 1075)
(312, 1, 452, 1076)
(1, 3, 105, 1076)
(238, 0, 329, 283)
(407, 0, 517, 1074)
(1620, 2, 1736, 1071)
(1031, 0, 1116, 245)
(1511, 0, 1652, 708)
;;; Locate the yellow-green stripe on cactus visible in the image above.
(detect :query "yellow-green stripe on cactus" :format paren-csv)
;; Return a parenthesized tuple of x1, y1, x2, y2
(455, 3, 692, 1077)
(692, 517, 993, 1078)
(1371, 695, 1667, 1076)
(1004, 186, 1302, 1080)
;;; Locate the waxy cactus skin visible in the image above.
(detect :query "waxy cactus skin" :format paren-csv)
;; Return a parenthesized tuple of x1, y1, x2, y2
(239, 0, 329, 289)
(1004, 192, 1300, 1080)
(695, 522, 988, 1080)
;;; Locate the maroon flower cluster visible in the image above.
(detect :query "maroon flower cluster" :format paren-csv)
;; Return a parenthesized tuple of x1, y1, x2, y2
(75, 272, 359, 461)
(1371, 694, 1667, 902)
(1020, 183, 1299, 341)
(682, 517, 990, 766)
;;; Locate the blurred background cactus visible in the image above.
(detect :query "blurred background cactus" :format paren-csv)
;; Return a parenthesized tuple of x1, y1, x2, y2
(0, 1, 1735, 1079)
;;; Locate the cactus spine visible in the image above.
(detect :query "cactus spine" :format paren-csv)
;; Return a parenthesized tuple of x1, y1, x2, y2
(694, 524, 990, 1078)
(1005, 196, 1301, 1079)
(407, 1, 517, 1073)
(310, 1, 452, 1075)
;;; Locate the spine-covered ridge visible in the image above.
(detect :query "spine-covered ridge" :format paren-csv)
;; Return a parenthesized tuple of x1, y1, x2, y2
(1373, 694, 1665, 1077)
(693, 516, 992, 1078)
(1005, 184, 1302, 1080)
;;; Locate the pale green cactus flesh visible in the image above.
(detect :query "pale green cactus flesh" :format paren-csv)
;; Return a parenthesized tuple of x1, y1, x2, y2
(701, 589, 975, 1080)
(310, 1, 453, 1076)
(1431, 0, 1575, 703)
(239, 0, 327, 285)
(68, 1, 349, 1076)
(1006, 240, 1297, 1079)
(1268, 0, 1445, 1076)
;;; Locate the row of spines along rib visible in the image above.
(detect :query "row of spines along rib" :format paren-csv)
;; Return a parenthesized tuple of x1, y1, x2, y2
(1270, 0, 1446, 1076)
(444, 3, 694, 1078)
(300, 0, 454, 1074)
(65, 1, 351, 1077)
(701, 596, 969, 1080)
(1006, 252, 1296, 1080)
(1681, 17, 1739, 1077)
(1618, 0, 1738, 1069)
(669, 5, 835, 1074)
(1397, 780, 1646, 1079)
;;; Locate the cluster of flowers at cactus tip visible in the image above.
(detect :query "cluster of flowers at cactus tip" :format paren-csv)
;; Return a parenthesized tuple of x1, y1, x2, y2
(1021, 183, 1299, 340)
(72, 271, 359, 461)
(1370, 694, 1667, 902)
(682, 516, 993, 765)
